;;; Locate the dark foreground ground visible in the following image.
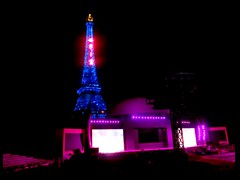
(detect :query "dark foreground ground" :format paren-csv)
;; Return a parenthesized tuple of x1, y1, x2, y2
(2, 150, 239, 178)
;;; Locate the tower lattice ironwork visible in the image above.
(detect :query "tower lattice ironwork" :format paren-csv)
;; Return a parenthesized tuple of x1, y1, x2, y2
(74, 14, 107, 119)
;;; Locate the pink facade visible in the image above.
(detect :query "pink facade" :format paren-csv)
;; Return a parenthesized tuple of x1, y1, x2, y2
(95, 97, 174, 152)
(62, 98, 230, 156)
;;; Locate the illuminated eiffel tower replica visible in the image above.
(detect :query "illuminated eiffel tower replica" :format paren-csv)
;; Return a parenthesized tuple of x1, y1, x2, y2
(74, 14, 107, 120)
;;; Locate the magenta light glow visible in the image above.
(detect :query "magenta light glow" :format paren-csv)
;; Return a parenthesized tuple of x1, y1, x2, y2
(197, 124, 206, 141)
(87, 38, 94, 66)
(88, 44, 93, 49)
(181, 121, 190, 124)
(88, 59, 94, 65)
(91, 129, 124, 153)
(90, 120, 120, 124)
(202, 125, 206, 141)
(131, 115, 166, 120)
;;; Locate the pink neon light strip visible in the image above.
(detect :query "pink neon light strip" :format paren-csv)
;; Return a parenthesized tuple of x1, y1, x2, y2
(131, 116, 166, 120)
(90, 120, 120, 124)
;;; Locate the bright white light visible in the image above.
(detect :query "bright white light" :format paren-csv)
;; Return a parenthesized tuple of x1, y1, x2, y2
(88, 44, 93, 49)
(88, 38, 93, 42)
(182, 128, 197, 148)
(88, 59, 94, 65)
(92, 129, 124, 153)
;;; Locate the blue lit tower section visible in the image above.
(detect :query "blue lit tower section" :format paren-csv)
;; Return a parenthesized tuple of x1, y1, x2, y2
(74, 14, 107, 119)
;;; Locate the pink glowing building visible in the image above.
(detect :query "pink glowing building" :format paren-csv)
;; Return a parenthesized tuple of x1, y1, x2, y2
(59, 97, 224, 160)
(105, 97, 174, 152)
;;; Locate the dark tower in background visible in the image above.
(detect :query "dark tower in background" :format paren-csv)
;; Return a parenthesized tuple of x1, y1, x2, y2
(162, 72, 199, 111)
(74, 14, 107, 120)
(151, 72, 199, 151)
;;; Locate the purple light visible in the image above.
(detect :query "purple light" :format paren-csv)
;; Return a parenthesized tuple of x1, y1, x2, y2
(197, 126, 201, 141)
(90, 120, 120, 124)
(181, 121, 190, 124)
(202, 125, 206, 141)
(197, 124, 206, 143)
(131, 115, 166, 120)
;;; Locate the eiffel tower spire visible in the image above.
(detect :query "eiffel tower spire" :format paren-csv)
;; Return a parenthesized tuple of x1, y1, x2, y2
(74, 14, 107, 119)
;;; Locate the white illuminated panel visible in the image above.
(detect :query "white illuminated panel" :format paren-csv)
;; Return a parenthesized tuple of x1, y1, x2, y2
(92, 129, 124, 153)
(182, 128, 197, 148)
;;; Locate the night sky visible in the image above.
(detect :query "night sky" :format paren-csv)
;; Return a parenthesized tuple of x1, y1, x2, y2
(3, 1, 239, 149)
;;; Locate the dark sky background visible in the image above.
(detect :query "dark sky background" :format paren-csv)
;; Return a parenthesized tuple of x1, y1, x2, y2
(3, 1, 239, 151)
